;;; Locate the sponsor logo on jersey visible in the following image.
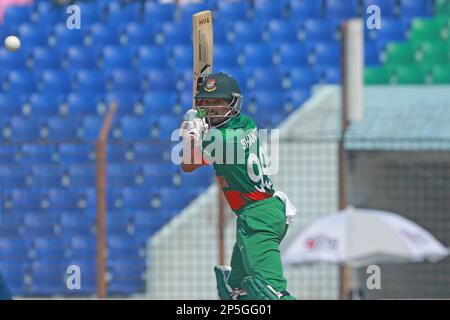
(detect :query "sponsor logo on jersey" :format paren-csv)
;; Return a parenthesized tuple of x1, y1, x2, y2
(205, 78, 217, 92)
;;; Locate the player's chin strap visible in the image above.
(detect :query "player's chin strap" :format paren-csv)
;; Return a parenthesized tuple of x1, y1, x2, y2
(201, 92, 243, 128)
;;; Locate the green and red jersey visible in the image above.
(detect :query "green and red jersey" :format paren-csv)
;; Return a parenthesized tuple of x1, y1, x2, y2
(202, 114, 275, 214)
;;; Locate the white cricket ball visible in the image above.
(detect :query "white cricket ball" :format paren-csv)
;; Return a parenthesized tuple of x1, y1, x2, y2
(4, 35, 21, 51)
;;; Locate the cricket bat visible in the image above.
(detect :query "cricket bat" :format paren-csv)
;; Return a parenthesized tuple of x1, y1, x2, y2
(192, 10, 213, 110)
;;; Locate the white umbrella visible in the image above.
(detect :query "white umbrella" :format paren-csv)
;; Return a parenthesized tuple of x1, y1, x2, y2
(283, 207, 449, 268)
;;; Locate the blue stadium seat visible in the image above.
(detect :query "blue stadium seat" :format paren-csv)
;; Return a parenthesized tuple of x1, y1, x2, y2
(30, 166, 62, 188)
(179, 169, 214, 188)
(107, 144, 133, 162)
(23, 213, 56, 237)
(137, 164, 177, 188)
(276, 43, 309, 67)
(34, 1, 66, 25)
(266, 20, 299, 45)
(253, 0, 285, 20)
(0, 48, 26, 70)
(77, 1, 103, 27)
(66, 164, 96, 188)
(0, 212, 23, 237)
(133, 210, 165, 241)
(5, 70, 36, 93)
(239, 43, 274, 68)
(216, 1, 249, 20)
(136, 45, 170, 70)
(105, 92, 139, 116)
(231, 21, 264, 44)
(78, 116, 103, 141)
(67, 236, 96, 260)
(289, 0, 323, 19)
(247, 90, 285, 117)
(43, 117, 79, 142)
(107, 235, 140, 260)
(0, 239, 28, 262)
(374, 18, 407, 45)
(86, 23, 119, 47)
(214, 20, 231, 44)
(3, 5, 32, 26)
(4, 117, 41, 142)
(58, 144, 94, 164)
(284, 89, 310, 111)
(18, 23, 49, 48)
(214, 44, 238, 69)
(52, 23, 85, 47)
(108, 260, 144, 295)
(38, 70, 71, 93)
(47, 189, 81, 210)
(159, 186, 190, 211)
(123, 22, 157, 46)
(32, 237, 65, 261)
(143, 2, 175, 24)
(64, 46, 97, 69)
(132, 143, 169, 163)
(365, 42, 382, 66)
(101, 46, 133, 70)
(0, 145, 21, 164)
(316, 66, 341, 83)
(106, 211, 132, 236)
(0, 261, 27, 295)
(74, 70, 106, 92)
(140, 92, 178, 117)
(21, 144, 58, 164)
(400, 0, 432, 17)
(178, 2, 209, 24)
(121, 187, 158, 210)
(27, 92, 63, 117)
(29, 260, 65, 296)
(144, 69, 177, 92)
(65, 92, 101, 116)
(281, 66, 321, 90)
(107, 164, 137, 186)
(0, 167, 27, 189)
(312, 42, 341, 66)
(363, 0, 397, 17)
(157, 22, 191, 45)
(31, 46, 62, 70)
(107, 70, 141, 93)
(0, 94, 23, 117)
(301, 19, 337, 43)
(171, 45, 193, 71)
(325, 0, 360, 19)
(246, 68, 282, 91)
(106, 1, 141, 24)
(155, 115, 179, 141)
(119, 116, 154, 141)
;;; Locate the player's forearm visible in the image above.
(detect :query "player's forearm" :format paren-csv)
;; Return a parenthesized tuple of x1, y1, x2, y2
(181, 137, 205, 172)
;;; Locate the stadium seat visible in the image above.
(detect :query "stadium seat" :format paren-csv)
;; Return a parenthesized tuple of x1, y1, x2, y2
(157, 22, 191, 45)
(239, 43, 274, 68)
(21, 144, 58, 164)
(159, 187, 190, 211)
(5, 70, 36, 93)
(106, 211, 132, 236)
(65, 164, 96, 188)
(418, 42, 450, 65)
(64, 92, 101, 116)
(86, 23, 119, 47)
(31, 237, 66, 261)
(78, 116, 103, 141)
(101, 46, 133, 70)
(68, 236, 96, 260)
(363, 0, 398, 17)
(136, 45, 170, 70)
(107, 163, 137, 186)
(121, 187, 159, 210)
(409, 18, 445, 43)
(253, 0, 285, 20)
(59, 144, 94, 164)
(4, 117, 41, 142)
(107, 69, 141, 93)
(284, 89, 310, 112)
(30, 46, 62, 70)
(281, 67, 320, 90)
(60, 212, 94, 237)
(51, 23, 85, 47)
(0, 48, 26, 70)
(132, 143, 169, 163)
(74, 70, 106, 92)
(312, 42, 340, 66)
(0, 260, 27, 295)
(365, 42, 382, 66)
(64, 46, 97, 70)
(42, 117, 79, 142)
(26, 92, 63, 117)
(400, 0, 432, 17)
(178, 2, 209, 25)
(325, 0, 360, 18)
(0, 94, 23, 117)
(0, 145, 21, 164)
(38, 70, 71, 93)
(106, 1, 141, 23)
(144, 69, 178, 92)
(216, 1, 249, 20)
(143, 2, 175, 24)
(107, 235, 140, 260)
(393, 65, 427, 84)
(18, 23, 48, 48)
(119, 116, 153, 141)
(107, 144, 133, 162)
(370, 18, 407, 45)
(77, 1, 103, 27)
(105, 92, 139, 116)
(301, 19, 337, 43)
(231, 21, 264, 45)
(30, 166, 62, 188)
(0, 166, 27, 189)
(266, 20, 299, 45)
(23, 213, 56, 237)
(0, 211, 23, 237)
(0, 239, 28, 262)
(140, 92, 178, 117)
(171, 44, 193, 71)
(431, 65, 450, 84)
(317, 66, 341, 83)
(47, 189, 81, 210)
(364, 66, 391, 84)
(214, 44, 238, 69)
(289, 0, 323, 20)
(275, 43, 309, 68)
(123, 22, 157, 46)
(155, 115, 179, 141)
(3, 5, 32, 26)
(385, 42, 416, 65)
(108, 260, 144, 295)
(246, 68, 282, 91)
(247, 90, 285, 118)
(29, 260, 65, 296)
(133, 211, 165, 241)
(34, 1, 66, 25)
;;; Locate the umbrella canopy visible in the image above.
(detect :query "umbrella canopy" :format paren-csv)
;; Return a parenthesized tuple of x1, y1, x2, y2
(283, 207, 449, 268)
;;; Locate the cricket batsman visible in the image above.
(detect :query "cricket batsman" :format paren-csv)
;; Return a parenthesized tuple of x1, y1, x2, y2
(179, 72, 297, 300)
